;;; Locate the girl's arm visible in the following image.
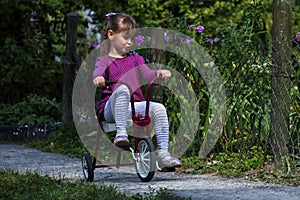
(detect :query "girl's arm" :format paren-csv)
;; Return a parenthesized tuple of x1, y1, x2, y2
(138, 62, 172, 82)
(93, 56, 108, 87)
(135, 55, 159, 82)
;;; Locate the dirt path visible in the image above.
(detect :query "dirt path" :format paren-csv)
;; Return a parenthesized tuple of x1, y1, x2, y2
(1, 144, 300, 200)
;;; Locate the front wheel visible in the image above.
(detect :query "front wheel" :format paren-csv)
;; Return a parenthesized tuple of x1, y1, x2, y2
(135, 138, 156, 182)
(82, 152, 94, 182)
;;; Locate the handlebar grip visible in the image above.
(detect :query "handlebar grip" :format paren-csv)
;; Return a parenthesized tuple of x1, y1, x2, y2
(105, 80, 116, 86)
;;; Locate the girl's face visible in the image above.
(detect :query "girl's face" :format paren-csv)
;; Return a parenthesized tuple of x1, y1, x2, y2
(108, 30, 135, 57)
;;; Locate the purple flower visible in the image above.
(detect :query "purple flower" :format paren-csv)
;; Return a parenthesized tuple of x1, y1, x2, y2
(186, 38, 193, 44)
(135, 35, 144, 46)
(197, 26, 204, 33)
(188, 25, 194, 31)
(164, 32, 170, 43)
(93, 43, 101, 49)
(180, 38, 193, 44)
(204, 38, 213, 45)
(296, 32, 300, 42)
(105, 12, 117, 19)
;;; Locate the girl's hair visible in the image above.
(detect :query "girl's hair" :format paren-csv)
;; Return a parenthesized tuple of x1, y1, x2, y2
(101, 13, 137, 42)
(100, 13, 137, 54)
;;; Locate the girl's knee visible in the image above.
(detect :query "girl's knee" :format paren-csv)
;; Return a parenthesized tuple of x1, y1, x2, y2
(152, 102, 167, 114)
(116, 84, 130, 96)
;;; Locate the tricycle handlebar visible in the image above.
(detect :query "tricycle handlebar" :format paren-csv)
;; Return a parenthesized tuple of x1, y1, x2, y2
(104, 80, 117, 86)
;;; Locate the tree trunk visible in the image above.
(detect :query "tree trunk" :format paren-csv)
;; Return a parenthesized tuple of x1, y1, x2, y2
(62, 13, 79, 123)
(270, 0, 293, 164)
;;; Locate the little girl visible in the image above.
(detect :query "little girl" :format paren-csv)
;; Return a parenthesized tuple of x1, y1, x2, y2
(92, 13, 181, 168)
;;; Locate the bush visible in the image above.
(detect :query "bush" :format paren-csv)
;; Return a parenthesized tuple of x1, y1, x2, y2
(0, 94, 61, 126)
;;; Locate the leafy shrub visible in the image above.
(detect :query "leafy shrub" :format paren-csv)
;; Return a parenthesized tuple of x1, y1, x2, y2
(0, 94, 61, 125)
(36, 122, 86, 158)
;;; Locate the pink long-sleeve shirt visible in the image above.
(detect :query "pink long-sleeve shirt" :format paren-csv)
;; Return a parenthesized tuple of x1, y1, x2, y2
(93, 53, 156, 117)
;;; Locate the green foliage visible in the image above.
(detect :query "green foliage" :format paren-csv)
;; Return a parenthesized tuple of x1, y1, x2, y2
(191, 1, 271, 154)
(0, 169, 179, 200)
(1, 0, 300, 180)
(127, 0, 166, 27)
(0, 36, 62, 104)
(0, 0, 93, 104)
(131, 1, 298, 164)
(181, 148, 300, 185)
(28, 122, 86, 158)
(214, 146, 268, 177)
(0, 94, 61, 125)
(143, 1, 273, 158)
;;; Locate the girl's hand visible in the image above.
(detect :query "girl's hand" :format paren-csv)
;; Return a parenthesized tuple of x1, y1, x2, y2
(157, 70, 171, 80)
(93, 76, 105, 87)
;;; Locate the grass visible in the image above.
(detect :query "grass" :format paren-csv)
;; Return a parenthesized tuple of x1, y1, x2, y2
(179, 153, 300, 186)
(0, 169, 186, 200)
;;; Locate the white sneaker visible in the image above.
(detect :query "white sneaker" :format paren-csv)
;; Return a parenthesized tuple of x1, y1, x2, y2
(157, 151, 182, 168)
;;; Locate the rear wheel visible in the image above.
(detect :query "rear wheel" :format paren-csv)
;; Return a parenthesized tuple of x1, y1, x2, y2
(135, 138, 156, 182)
(82, 152, 94, 182)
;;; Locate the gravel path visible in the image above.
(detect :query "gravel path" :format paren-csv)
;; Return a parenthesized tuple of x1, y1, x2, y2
(1, 144, 300, 200)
